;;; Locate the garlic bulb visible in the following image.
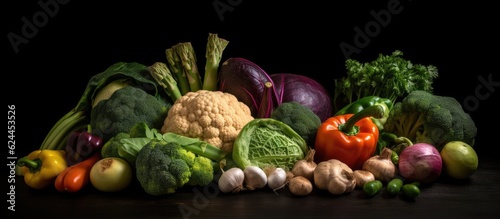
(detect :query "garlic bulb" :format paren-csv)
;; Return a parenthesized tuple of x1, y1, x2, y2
(218, 167, 245, 193)
(244, 166, 267, 190)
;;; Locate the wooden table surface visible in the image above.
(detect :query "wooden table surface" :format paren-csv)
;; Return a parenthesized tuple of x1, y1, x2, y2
(9, 153, 499, 219)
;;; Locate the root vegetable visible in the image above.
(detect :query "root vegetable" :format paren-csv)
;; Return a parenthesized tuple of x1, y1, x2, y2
(362, 147, 397, 183)
(398, 143, 442, 183)
(265, 167, 288, 191)
(218, 167, 245, 193)
(288, 176, 313, 196)
(353, 170, 375, 188)
(291, 149, 317, 182)
(89, 157, 133, 192)
(243, 166, 267, 190)
(314, 159, 356, 195)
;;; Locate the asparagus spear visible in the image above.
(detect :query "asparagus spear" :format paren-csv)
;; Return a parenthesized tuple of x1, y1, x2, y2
(149, 62, 182, 102)
(166, 47, 190, 95)
(203, 33, 229, 91)
(174, 42, 203, 92)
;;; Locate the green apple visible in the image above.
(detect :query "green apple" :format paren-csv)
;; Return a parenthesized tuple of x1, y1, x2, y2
(440, 141, 478, 179)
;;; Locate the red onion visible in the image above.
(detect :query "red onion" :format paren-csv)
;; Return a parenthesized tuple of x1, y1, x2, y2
(398, 143, 442, 183)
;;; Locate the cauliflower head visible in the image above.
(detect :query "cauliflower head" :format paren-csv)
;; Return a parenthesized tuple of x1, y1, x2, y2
(161, 90, 254, 153)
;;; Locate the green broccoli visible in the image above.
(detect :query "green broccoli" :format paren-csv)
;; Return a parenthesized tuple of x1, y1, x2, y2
(101, 122, 166, 166)
(271, 101, 321, 147)
(101, 132, 130, 159)
(383, 90, 477, 151)
(90, 86, 170, 143)
(135, 139, 214, 196)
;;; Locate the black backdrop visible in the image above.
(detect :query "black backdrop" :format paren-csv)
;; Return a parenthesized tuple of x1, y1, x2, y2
(4, 1, 498, 160)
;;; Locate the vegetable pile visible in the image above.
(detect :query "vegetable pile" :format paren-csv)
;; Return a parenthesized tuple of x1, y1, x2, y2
(18, 34, 479, 202)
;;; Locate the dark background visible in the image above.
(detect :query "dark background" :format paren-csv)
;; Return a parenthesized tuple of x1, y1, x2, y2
(4, 1, 498, 161)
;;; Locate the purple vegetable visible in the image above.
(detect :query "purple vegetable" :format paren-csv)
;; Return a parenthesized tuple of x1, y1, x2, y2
(219, 57, 333, 121)
(219, 57, 277, 116)
(398, 143, 443, 183)
(271, 73, 333, 122)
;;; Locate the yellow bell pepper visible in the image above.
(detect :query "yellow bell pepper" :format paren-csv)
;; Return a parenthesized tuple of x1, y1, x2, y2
(17, 150, 67, 189)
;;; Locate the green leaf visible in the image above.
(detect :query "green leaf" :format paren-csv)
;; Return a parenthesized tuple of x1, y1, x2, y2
(118, 137, 152, 163)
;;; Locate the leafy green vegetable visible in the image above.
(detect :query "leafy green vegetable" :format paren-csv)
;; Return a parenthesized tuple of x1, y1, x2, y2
(101, 122, 230, 170)
(333, 50, 439, 111)
(135, 139, 214, 196)
(232, 118, 309, 171)
(100, 132, 150, 166)
(383, 90, 477, 151)
(90, 86, 169, 143)
(271, 101, 321, 147)
(39, 62, 161, 150)
(162, 133, 229, 162)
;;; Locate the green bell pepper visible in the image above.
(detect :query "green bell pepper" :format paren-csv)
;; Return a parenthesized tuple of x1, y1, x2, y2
(334, 96, 393, 129)
(334, 96, 394, 155)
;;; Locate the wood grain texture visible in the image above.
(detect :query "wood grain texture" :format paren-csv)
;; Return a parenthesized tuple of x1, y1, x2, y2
(11, 156, 499, 219)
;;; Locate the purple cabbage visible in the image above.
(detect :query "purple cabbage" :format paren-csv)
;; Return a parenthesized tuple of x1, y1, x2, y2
(219, 57, 276, 116)
(271, 73, 333, 122)
(219, 57, 333, 121)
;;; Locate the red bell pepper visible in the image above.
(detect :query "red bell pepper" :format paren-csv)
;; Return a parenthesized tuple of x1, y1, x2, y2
(314, 105, 384, 170)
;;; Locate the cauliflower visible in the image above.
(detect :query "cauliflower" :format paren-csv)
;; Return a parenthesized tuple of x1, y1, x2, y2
(161, 90, 254, 153)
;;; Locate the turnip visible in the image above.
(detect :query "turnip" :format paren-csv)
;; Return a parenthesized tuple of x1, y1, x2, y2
(398, 143, 442, 183)
(90, 157, 133, 192)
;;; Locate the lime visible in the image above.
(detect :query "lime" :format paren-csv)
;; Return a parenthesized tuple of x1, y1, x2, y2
(440, 141, 478, 179)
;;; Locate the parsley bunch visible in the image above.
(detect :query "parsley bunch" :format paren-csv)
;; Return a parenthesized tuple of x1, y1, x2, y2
(333, 50, 439, 111)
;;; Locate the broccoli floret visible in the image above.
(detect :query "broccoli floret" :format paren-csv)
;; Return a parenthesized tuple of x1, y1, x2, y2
(384, 90, 477, 151)
(189, 156, 216, 186)
(101, 132, 130, 159)
(100, 132, 152, 168)
(101, 122, 164, 167)
(271, 101, 321, 147)
(135, 139, 215, 196)
(90, 86, 170, 143)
